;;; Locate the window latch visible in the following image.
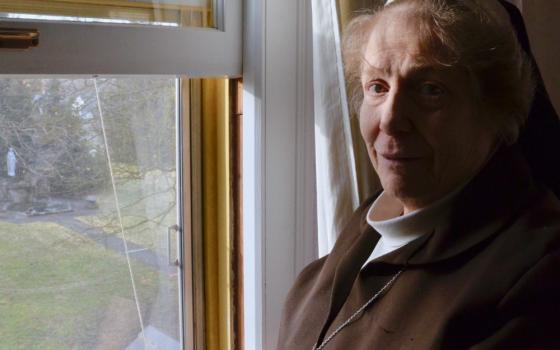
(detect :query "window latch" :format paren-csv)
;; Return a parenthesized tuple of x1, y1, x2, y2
(0, 28, 39, 49)
(168, 224, 181, 267)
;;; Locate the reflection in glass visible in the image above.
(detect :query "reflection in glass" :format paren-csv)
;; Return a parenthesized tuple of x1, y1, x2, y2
(0, 77, 180, 349)
(0, 0, 215, 28)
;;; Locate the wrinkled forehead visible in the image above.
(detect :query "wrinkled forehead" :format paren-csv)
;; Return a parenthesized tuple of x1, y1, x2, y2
(367, 5, 422, 48)
(362, 5, 436, 72)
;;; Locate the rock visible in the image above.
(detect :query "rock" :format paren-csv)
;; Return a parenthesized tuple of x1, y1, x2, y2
(84, 195, 98, 209)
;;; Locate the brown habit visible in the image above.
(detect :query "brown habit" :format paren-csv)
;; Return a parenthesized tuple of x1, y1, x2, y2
(277, 146, 560, 349)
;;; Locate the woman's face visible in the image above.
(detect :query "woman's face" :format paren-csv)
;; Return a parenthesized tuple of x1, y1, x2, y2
(359, 8, 498, 213)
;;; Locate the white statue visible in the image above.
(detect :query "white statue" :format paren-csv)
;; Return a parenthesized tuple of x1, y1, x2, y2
(7, 147, 17, 177)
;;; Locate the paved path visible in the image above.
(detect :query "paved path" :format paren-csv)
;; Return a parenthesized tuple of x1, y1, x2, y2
(0, 205, 177, 275)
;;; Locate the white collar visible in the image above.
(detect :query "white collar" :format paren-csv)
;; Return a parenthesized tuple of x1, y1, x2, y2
(364, 184, 467, 261)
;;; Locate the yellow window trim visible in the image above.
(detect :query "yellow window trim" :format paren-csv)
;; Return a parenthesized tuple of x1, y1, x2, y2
(202, 78, 232, 350)
(0, 0, 213, 27)
(189, 78, 233, 350)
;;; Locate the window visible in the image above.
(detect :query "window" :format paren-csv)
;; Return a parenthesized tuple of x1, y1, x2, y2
(0, 1, 241, 349)
(2, 1, 318, 349)
(0, 76, 181, 349)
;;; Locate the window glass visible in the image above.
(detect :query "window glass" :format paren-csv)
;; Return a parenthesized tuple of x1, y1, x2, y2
(0, 0, 215, 28)
(0, 77, 181, 349)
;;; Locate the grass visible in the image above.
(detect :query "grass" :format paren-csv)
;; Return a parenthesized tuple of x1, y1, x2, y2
(0, 170, 180, 349)
(0, 220, 165, 349)
(77, 171, 176, 253)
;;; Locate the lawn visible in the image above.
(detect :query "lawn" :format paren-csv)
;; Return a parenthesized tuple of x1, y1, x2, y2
(0, 220, 167, 349)
(77, 171, 177, 254)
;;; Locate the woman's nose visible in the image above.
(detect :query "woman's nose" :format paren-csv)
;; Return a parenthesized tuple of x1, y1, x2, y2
(379, 89, 413, 134)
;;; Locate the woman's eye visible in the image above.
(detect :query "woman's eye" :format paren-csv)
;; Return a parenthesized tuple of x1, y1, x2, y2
(418, 83, 444, 97)
(368, 83, 388, 94)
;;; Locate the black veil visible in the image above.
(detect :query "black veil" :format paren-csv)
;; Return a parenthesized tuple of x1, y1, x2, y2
(499, 1, 560, 198)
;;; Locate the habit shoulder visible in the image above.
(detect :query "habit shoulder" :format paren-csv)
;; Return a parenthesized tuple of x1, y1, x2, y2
(277, 146, 560, 349)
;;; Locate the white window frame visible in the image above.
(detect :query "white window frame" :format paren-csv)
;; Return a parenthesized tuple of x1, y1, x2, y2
(243, 0, 318, 349)
(0, 0, 241, 76)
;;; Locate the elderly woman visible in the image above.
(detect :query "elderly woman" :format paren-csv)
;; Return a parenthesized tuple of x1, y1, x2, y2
(277, 0, 560, 349)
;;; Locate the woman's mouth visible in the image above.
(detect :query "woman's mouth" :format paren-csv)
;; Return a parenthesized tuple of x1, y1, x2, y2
(380, 154, 421, 162)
